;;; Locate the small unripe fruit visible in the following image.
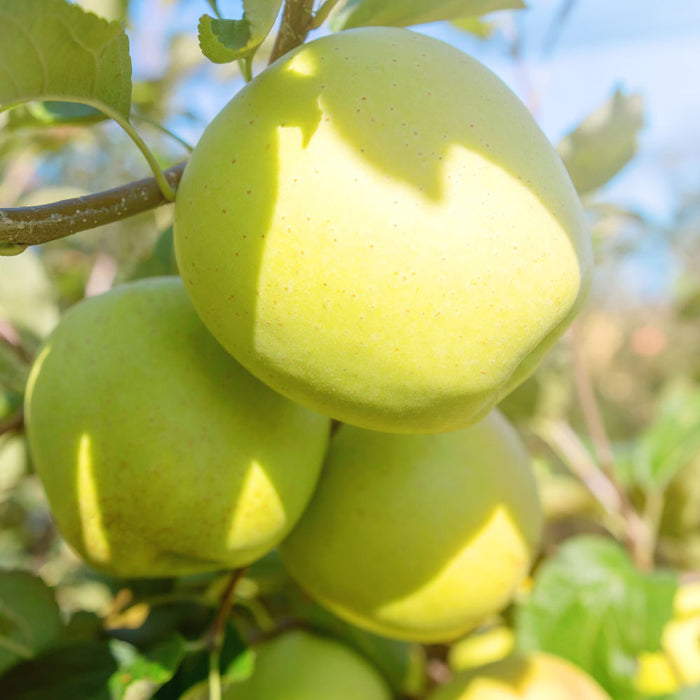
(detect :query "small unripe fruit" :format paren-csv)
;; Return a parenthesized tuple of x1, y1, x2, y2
(223, 631, 391, 700)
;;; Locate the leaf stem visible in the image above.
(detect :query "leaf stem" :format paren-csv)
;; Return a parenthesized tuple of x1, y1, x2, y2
(132, 113, 194, 152)
(104, 106, 176, 200)
(311, 0, 342, 29)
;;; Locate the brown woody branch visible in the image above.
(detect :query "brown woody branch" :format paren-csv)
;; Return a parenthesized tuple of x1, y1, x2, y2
(269, 0, 315, 64)
(0, 0, 326, 250)
(0, 162, 186, 248)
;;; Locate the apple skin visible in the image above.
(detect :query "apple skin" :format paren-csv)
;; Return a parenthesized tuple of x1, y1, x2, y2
(23, 277, 330, 578)
(634, 580, 700, 696)
(222, 631, 391, 699)
(174, 27, 592, 434)
(428, 653, 611, 700)
(279, 410, 542, 642)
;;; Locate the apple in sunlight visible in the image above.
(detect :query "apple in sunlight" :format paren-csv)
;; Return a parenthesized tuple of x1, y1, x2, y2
(23, 277, 330, 578)
(279, 410, 542, 642)
(222, 631, 391, 700)
(428, 652, 611, 700)
(174, 26, 592, 434)
(634, 580, 700, 696)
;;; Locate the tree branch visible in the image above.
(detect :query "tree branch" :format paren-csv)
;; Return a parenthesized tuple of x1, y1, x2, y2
(269, 0, 315, 64)
(0, 162, 186, 248)
(566, 322, 652, 569)
(0, 1, 319, 249)
(0, 410, 24, 437)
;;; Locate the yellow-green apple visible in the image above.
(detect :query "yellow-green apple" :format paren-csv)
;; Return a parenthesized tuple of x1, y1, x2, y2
(174, 27, 592, 434)
(24, 277, 330, 578)
(222, 630, 391, 699)
(634, 580, 700, 696)
(429, 653, 611, 700)
(279, 410, 542, 642)
(448, 625, 515, 672)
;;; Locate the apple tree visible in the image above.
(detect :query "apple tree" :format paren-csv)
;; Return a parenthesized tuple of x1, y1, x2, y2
(0, 1, 698, 699)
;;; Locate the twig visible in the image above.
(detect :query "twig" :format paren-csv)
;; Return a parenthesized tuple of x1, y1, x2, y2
(269, 0, 315, 64)
(207, 569, 245, 648)
(0, 410, 24, 437)
(534, 418, 624, 521)
(0, 162, 186, 247)
(205, 568, 245, 700)
(566, 322, 652, 569)
(567, 323, 617, 472)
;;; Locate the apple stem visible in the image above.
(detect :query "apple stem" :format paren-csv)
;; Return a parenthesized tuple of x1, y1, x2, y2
(269, 0, 315, 64)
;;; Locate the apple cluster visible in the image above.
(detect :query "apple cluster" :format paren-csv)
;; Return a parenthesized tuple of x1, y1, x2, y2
(24, 24, 593, 686)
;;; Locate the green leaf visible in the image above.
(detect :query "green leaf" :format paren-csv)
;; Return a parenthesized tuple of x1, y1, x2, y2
(198, 16, 251, 64)
(108, 635, 187, 699)
(0, 249, 59, 339)
(154, 622, 247, 700)
(0, 570, 63, 675)
(198, 0, 283, 64)
(6, 101, 107, 129)
(221, 647, 255, 684)
(73, 0, 130, 22)
(557, 88, 644, 196)
(0, 640, 117, 700)
(516, 536, 677, 700)
(633, 386, 700, 490)
(128, 227, 178, 281)
(0, 0, 132, 119)
(450, 16, 496, 38)
(332, 0, 525, 30)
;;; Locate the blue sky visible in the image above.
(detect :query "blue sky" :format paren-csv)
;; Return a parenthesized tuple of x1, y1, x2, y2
(128, 0, 700, 225)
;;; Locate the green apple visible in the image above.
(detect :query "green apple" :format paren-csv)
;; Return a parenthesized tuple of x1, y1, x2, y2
(429, 653, 611, 700)
(24, 277, 330, 578)
(279, 410, 542, 642)
(174, 27, 592, 434)
(222, 630, 391, 699)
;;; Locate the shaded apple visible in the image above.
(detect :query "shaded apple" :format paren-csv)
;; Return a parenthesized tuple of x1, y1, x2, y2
(24, 277, 330, 578)
(279, 410, 542, 642)
(222, 631, 391, 699)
